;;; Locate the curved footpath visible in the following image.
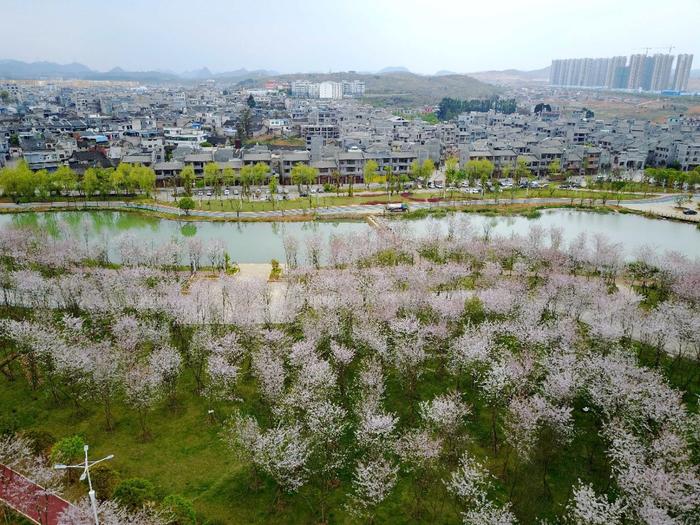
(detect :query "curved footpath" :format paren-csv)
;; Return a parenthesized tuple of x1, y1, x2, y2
(0, 194, 693, 221)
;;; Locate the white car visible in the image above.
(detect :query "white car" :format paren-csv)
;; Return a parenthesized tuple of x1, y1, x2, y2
(224, 189, 230, 196)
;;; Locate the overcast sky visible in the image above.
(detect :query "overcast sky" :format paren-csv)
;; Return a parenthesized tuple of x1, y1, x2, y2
(2, 0, 698, 74)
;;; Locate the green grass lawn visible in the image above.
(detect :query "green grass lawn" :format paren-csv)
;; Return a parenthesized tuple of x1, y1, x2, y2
(6, 340, 692, 524)
(174, 187, 644, 214)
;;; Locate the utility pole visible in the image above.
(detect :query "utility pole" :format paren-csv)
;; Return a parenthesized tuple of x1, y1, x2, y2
(54, 445, 114, 525)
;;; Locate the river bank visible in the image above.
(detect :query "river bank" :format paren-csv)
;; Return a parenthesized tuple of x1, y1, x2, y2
(0, 194, 697, 225)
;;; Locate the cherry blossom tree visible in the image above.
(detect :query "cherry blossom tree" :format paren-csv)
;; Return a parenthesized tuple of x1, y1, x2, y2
(564, 481, 624, 525)
(58, 497, 168, 525)
(346, 457, 399, 523)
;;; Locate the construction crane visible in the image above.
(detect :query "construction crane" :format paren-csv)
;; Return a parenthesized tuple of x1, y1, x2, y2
(634, 46, 675, 55)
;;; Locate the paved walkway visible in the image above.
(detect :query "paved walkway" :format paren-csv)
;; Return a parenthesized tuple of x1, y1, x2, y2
(0, 194, 691, 221)
(0, 464, 73, 525)
(619, 195, 700, 223)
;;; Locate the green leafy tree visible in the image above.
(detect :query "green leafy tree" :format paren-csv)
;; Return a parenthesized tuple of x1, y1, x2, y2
(178, 196, 195, 215)
(252, 162, 269, 189)
(50, 435, 85, 482)
(548, 159, 561, 180)
(421, 158, 435, 187)
(444, 157, 459, 199)
(203, 162, 220, 192)
(363, 159, 379, 189)
(82, 168, 99, 198)
(54, 165, 77, 196)
(130, 164, 156, 197)
(239, 165, 255, 200)
(290, 163, 317, 196)
(180, 165, 195, 196)
(0, 160, 36, 201)
(111, 163, 131, 194)
(113, 478, 157, 511)
(222, 167, 236, 188)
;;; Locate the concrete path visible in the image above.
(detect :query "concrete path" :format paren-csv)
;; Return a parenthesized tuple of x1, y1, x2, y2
(619, 195, 699, 223)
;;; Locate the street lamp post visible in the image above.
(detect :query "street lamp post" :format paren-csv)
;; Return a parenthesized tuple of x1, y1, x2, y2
(54, 445, 114, 525)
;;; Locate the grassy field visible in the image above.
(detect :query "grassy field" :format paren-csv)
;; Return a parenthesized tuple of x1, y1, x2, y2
(177, 187, 643, 214)
(2, 326, 696, 525)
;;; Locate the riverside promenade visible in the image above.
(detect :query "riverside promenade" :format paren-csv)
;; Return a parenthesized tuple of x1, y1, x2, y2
(0, 194, 692, 221)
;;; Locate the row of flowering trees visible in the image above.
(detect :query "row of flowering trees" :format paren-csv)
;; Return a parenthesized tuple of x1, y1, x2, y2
(0, 214, 698, 523)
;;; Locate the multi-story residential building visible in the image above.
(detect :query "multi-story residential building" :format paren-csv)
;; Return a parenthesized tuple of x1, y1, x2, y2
(672, 54, 694, 92)
(341, 80, 365, 97)
(550, 53, 693, 92)
(319, 81, 343, 100)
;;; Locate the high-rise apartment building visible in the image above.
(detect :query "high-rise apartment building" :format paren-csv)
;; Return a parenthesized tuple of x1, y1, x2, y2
(627, 54, 646, 89)
(650, 54, 674, 91)
(550, 53, 693, 92)
(672, 54, 694, 91)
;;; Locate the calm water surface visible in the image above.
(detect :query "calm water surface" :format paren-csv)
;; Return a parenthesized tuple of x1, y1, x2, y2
(399, 209, 700, 259)
(0, 209, 698, 263)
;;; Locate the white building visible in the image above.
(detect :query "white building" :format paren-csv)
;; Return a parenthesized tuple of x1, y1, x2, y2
(319, 81, 343, 99)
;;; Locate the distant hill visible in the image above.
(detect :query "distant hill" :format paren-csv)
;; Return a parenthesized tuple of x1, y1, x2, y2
(377, 66, 411, 74)
(468, 67, 550, 85)
(0, 59, 93, 79)
(253, 71, 499, 106)
(435, 70, 458, 76)
(0, 59, 276, 82)
(690, 69, 700, 79)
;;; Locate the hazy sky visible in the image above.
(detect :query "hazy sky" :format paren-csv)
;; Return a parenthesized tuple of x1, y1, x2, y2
(2, 0, 698, 74)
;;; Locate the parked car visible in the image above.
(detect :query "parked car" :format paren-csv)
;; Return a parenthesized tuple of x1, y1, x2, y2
(206, 191, 212, 197)
(386, 203, 408, 212)
(197, 191, 203, 196)
(224, 189, 230, 196)
(682, 208, 698, 215)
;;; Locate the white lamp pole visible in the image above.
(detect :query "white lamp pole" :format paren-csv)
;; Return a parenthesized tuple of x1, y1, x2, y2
(54, 445, 114, 525)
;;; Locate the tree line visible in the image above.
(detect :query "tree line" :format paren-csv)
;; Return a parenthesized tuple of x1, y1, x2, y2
(437, 97, 518, 121)
(0, 161, 156, 202)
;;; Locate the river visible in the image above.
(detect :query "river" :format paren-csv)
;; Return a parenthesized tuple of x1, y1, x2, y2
(0, 209, 698, 263)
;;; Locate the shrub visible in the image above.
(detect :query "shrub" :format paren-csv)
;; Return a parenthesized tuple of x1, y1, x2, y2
(50, 435, 84, 465)
(269, 259, 282, 280)
(91, 464, 121, 501)
(178, 197, 196, 215)
(113, 477, 157, 510)
(50, 435, 85, 483)
(162, 494, 197, 525)
(21, 429, 55, 457)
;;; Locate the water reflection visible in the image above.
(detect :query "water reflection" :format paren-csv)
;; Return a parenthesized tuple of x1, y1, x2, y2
(1, 209, 697, 263)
